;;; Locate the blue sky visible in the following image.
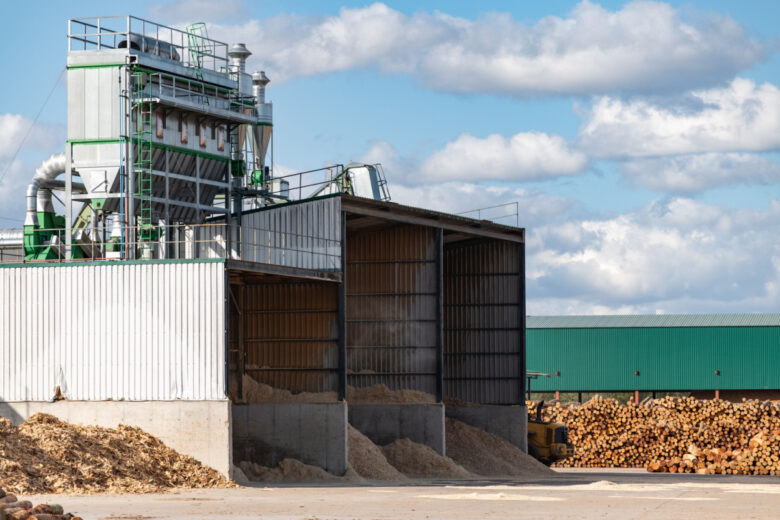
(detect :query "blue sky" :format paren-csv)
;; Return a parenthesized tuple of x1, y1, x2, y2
(1, 1, 780, 315)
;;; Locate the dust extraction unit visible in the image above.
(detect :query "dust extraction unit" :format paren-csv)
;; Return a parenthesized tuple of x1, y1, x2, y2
(20, 16, 389, 262)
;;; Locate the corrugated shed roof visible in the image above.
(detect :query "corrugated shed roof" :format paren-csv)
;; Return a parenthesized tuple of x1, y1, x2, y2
(527, 314, 780, 329)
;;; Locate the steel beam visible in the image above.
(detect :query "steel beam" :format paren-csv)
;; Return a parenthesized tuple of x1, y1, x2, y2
(338, 211, 347, 401)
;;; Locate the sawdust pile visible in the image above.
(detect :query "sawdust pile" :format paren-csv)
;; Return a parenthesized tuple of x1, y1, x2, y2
(382, 438, 473, 478)
(237, 376, 434, 405)
(445, 418, 554, 477)
(347, 426, 406, 481)
(238, 374, 338, 403)
(0, 414, 232, 495)
(347, 385, 435, 404)
(239, 459, 356, 483)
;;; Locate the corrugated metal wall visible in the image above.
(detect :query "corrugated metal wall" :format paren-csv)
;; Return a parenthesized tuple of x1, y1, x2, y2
(444, 240, 523, 404)
(527, 326, 780, 392)
(233, 281, 339, 394)
(199, 196, 342, 271)
(0, 260, 226, 401)
(346, 225, 438, 394)
(239, 197, 342, 271)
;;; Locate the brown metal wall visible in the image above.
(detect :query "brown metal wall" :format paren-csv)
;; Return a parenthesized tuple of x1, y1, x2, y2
(346, 225, 438, 394)
(231, 280, 339, 394)
(444, 240, 523, 404)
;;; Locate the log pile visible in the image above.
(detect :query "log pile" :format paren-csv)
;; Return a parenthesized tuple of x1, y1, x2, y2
(536, 396, 780, 475)
(0, 487, 82, 520)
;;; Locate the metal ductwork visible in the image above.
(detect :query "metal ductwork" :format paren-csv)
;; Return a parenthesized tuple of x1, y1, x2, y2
(25, 153, 86, 227)
(0, 230, 23, 247)
(250, 71, 272, 171)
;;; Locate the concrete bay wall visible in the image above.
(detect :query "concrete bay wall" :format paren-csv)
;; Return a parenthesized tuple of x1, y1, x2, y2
(232, 402, 348, 475)
(348, 403, 445, 455)
(0, 400, 232, 477)
(445, 404, 528, 452)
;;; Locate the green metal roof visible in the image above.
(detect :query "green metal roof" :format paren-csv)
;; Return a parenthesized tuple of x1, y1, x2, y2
(527, 314, 780, 329)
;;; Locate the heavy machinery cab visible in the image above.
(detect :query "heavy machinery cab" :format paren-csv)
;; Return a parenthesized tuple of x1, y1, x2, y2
(527, 401, 575, 466)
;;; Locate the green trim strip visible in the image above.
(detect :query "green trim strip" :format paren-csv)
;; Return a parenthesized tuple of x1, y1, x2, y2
(67, 138, 121, 145)
(0, 258, 226, 269)
(67, 138, 231, 163)
(67, 63, 125, 70)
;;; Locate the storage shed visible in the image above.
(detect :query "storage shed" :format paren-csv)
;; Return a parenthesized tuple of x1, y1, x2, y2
(527, 314, 780, 398)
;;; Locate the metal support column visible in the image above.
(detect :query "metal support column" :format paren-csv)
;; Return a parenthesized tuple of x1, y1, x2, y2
(194, 155, 201, 258)
(435, 227, 444, 403)
(223, 263, 230, 399)
(337, 211, 347, 401)
(64, 142, 73, 260)
(164, 149, 171, 259)
(519, 240, 527, 405)
(237, 282, 246, 400)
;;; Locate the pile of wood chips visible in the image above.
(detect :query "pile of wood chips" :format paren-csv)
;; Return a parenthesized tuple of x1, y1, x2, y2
(538, 396, 780, 475)
(0, 413, 234, 494)
(0, 486, 81, 520)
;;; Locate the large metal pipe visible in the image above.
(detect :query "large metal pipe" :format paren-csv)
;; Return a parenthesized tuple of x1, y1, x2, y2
(0, 230, 23, 247)
(25, 153, 67, 227)
(25, 153, 86, 227)
(252, 71, 269, 105)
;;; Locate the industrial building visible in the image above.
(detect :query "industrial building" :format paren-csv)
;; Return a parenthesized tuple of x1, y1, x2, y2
(0, 16, 528, 478)
(527, 314, 780, 401)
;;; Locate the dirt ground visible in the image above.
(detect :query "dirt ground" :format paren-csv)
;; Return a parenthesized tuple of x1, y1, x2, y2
(24, 468, 780, 520)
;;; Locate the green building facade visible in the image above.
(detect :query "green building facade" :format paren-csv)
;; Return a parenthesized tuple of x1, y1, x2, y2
(526, 315, 780, 392)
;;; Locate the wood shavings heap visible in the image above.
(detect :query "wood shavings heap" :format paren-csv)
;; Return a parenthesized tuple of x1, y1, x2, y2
(381, 438, 473, 478)
(445, 418, 553, 477)
(347, 426, 406, 481)
(0, 414, 234, 495)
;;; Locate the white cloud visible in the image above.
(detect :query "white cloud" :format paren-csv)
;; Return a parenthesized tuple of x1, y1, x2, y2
(0, 114, 64, 222)
(391, 181, 576, 229)
(528, 198, 780, 313)
(205, 1, 763, 96)
(357, 134, 586, 185)
(620, 153, 780, 194)
(0, 114, 61, 159)
(148, 0, 249, 24)
(417, 132, 587, 183)
(580, 79, 780, 158)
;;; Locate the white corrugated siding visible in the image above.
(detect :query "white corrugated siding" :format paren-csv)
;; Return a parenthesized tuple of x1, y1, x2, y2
(199, 196, 342, 270)
(0, 260, 226, 401)
(240, 196, 341, 271)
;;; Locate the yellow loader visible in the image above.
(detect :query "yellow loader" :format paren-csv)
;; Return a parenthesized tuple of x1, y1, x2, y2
(527, 401, 574, 466)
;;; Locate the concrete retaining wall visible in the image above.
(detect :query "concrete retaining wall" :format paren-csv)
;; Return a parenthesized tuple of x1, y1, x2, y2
(348, 403, 445, 455)
(232, 402, 348, 475)
(0, 400, 232, 477)
(446, 405, 528, 452)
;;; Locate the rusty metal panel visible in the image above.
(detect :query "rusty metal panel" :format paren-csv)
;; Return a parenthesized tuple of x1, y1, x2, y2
(346, 225, 438, 394)
(444, 240, 523, 404)
(0, 260, 226, 402)
(236, 281, 339, 394)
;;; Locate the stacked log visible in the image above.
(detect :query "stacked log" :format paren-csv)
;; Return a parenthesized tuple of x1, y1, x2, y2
(0, 487, 81, 520)
(533, 396, 780, 474)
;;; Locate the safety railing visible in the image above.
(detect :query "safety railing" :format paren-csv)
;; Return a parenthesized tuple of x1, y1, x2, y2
(458, 201, 520, 227)
(136, 70, 255, 117)
(1, 222, 341, 272)
(264, 165, 346, 201)
(68, 16, 229, 75)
